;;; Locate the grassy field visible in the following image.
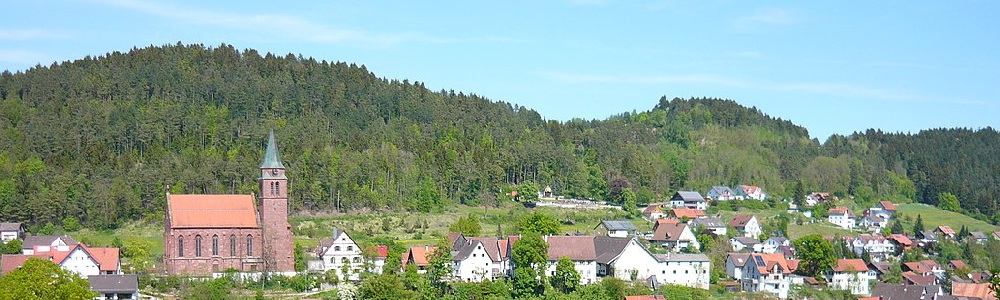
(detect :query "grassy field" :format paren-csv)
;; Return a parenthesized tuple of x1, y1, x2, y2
(895, 203, 999, 233)
(787, 222, 855, 240)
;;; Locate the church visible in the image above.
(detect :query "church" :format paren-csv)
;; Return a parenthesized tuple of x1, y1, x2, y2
(163, 130, 295, 275)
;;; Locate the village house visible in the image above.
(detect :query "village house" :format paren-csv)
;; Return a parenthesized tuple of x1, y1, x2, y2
(935, 226, 956, 240)
(690, 217, 727, 236)
(729, 215, 762, 239)
(594, 236, 658, 282)
(871, 284, 944, 300)
(543, 236, 598, 284)
(402, 245, 437, 274)
(901, 271, 938, 286)
(652, 253, 711, 289)
(917, 230, 939, 246)
(969, 231, 989, 244)
(0, 222, 25, 242)
(760, 237, 790, 254)
(951, 282, 998, 300)
(667, 208, 706, 220)
(642, 205, 665, 220)
(21, 235, 77, 255)
(849, 234, 896, 261)
(859, 215, 888, 233)
(806, 192, 831, 206)
(868, 261, 892, 281)
(736, 185, 767, 200)
(315, 228, 386, 281)
(887, 234, 913, 253)
(741, 253, 792, 299)
(904, 260, 945, 278)
(89, 274, 139, 300)
(725, 253, 751, 281)
(706, 186, 737, 201)
(669, 191, 707, 210)
(730, 237, 760, 252)
(868, 201, 896, 219)
(594, 220, 637, 238)
(2, 243, 120, 277)
(827, 259, 874, 295)
(649, 222, 699, 252)
(827, 206, 856, 230)
(451, 235, 510, 282)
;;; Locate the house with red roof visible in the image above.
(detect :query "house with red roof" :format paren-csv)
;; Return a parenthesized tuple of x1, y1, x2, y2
(736, 185, 767, 200)
(452, 234, 513, 282)
(827, 259, 874, 295)
(642, 205, 665, 220)
(402, 245, 438, 274)
(935, 225, 957, 240)
(315, 228, 389, 280)
(827, 206, 856, 229)
(667, 208, 707, 220)
(1, 243, 120, 277)
(741, 253, 792, 299)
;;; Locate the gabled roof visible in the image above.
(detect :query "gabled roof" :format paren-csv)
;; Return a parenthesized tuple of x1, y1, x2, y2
(951, 283, 997, 300)
(1, 254, 47, 274)
(832, 259, 869, 272)
(879, 201, 897, 211)
(870, 261, 892, 274)
(0, 222, 22, 231)
(453, 237, 505, 262)
(706, 186, 734, 197)
(88, 274, 138, 293)
(919, 230, 939, 240)
(857, 234, 888, 243)
(365, 245, 389, 259)
(950, 260, 968, 270)
(863, 215, 885, 223)
(970, 231, 988, 240)
(546, 236, 597, 261)
(888, 234, 913, 246)
(727, 253, 751, 267)
(594, 236, 637, 264)
(766, 237, 788, 245)
(22, 235, 78, 250)
(669, 208, 706, 219)
(650, 223, 691, 242)
(642, 205, 664, 214)
(729, 215, 756, 228)
(937, 225, 956, 235)
(671, 191, 705, 203)
(749, 253, 790, 275)
(655, 218, 679, 226)
(87, 246, 120, 272)
(901, 271, 936, 286)
(873, 284, 930, 300)
(731, 236, 760, 246)
(405, 246, 437, 267)
(692, 217, 725, 228)
(597, 220, 637, 231)
(828, 206, 854, 216)
(167, 194, 259, 228)
(738, 185, 762, 195)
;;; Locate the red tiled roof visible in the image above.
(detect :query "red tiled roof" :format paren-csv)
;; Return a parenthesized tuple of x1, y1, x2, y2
(889, 234, 913, 246)
(86, 246, 120, 272)
(406, 246, 437, 267)
(642, 205, 664, 214)
(752, 253, 791, 275)
(904, 262, 931, 274)
(952, 283, 996, 300)
(1, 254, 49, 274)
(651, 223, 691, 242)
(828, 206, 853, 216)
(729, 215, 755, 227)
(670, 208, 706, 219)
(366, 246, 388, 259)
(656, 218, 679, 225)
(786, 259, 801, 272)
(937, 225, 955, 235)
(832, 259, 869, 272)
(950, 260, 968, 270)
(902, 271, 936, 286)
(879, 201, 896, 211)
(168, 194, 260, 228)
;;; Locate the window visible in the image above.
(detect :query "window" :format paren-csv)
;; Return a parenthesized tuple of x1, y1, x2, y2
(178, 236, 184, 257)
(353, 257, 361, 263)
(347, 245, 353, 251)
(195, 235, 202, 257)
(247, 235, 253, 256)
(212, 235, 219, 256)
(342, 257, 349, 264)
(330, 257, 335, 263)
(230, 235, 237, 256)
(335, 246, 341, 251)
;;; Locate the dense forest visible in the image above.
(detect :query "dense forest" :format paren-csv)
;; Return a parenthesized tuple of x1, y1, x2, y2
(0, 43, 997, 229)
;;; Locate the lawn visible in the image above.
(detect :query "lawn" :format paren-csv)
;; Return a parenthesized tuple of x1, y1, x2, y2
(895, 203, 999, 233)
(787, 222, 855, 240)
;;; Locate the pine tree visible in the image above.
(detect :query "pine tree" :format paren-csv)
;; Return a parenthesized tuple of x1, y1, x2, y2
(913, 214, 925, 234)
(891, 219, 905, 235)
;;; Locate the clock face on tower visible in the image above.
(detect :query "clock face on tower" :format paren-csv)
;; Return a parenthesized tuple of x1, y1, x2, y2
(271, 169, 279, 176)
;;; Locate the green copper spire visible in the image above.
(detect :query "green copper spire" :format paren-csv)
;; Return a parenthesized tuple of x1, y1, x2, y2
(261, 129, 285, 169)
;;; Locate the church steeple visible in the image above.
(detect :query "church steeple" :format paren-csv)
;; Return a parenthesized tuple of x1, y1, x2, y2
(261, 128, 285, 169)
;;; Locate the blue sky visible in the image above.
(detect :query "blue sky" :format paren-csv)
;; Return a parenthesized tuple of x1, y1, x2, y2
(1, 0, 998, 140)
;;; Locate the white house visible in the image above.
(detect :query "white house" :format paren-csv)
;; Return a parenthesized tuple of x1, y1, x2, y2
(859, 215, 888, 233)
(21, 235, 77, 255)
(317, 228, 366, 281)
(594, 220, 637, 238)
(0, 223, 25, 243)
(761, 237, 790, 254)
(690, 217, 727, 236)
(827, 206, 856, 230)
(741, 253, 792, 299)
(706, 186, 737, 201)
(827, 259, 874, 295)
(452, 236, 509, 282)
(737, 185, 767, 201)
(726, 253, 751, 281)
(55, 245, 102, 277)
(868, 201, 896, 219)
(849, 234, 895, 261)
(544, 236, 598, 284)
(595, 236, 659, 282)
(642, 205, 666, 220)
(730, 237, 760, 252)
(650, 222, 699, 252)
(729, 215, 762, 239)
(651, 253, 710, 289)
(670, 191, 707, 210)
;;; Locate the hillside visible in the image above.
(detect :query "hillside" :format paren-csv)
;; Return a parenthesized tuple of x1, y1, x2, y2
(0, 43, 997, 229)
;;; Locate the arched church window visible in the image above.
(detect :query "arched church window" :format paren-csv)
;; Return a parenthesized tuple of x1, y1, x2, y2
(195, 235, 202, 257)
(178, 236, 184, 257)
(212, 235, 219, 256)
(247, 235, 253, 256)
(275, 182, 280, 195)
(230, 235, 237, 256)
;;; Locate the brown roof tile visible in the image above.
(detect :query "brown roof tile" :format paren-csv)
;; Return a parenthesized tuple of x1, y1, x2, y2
(406, 246, 437, 267)
(729, 215, 755, 228)
(545, 236, 597, 261)
(879, 201, 897, 211)
(670, 208, 706, 219)
(952, 283, 996, 300)
(832, 259, 869, 272)
(1, 254, 49, 274)
(168, 194, 259, 228)
(651, 223, 690, 242)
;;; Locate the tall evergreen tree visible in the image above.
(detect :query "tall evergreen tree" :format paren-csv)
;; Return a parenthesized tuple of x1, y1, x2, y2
(914, 214, 925, 234)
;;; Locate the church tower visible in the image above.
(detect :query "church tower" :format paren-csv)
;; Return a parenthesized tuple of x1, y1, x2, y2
(259, 129, 294, 272)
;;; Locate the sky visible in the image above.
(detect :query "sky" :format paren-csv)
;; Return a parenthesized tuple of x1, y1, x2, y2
(1, 1, 998, 140)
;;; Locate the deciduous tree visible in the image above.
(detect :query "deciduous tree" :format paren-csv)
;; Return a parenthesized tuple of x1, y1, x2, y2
(794, 234, 836, 278)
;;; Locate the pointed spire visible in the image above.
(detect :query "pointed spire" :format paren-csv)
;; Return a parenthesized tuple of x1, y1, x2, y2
(261, 128, 285, 169)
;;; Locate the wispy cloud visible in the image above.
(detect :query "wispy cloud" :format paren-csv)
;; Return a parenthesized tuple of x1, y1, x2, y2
(95, 0, 507, 47)
(0, 29, 69, 40)
(537, 71, 984, 105)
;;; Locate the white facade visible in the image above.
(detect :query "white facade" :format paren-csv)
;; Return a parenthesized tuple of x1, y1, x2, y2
(828, 270, 874, 295)
(733, 216, 762, 239)
(453, 242, 498, 282)
(654, 254, 710, 289)
(546, 259, 597, 285)
(828, 212, 856, 230)
(599, 239, 659, 281)
(761, 238, 790, 254)
(60, 247, 101, 277)
(850, 236, 895, 260)
(660, 225, 700, 252)
(859, 216, 888, 232)
(320, 231, 365, 281)
(1, 231, 17, 242)
(741, 255, 791, 299)
(669, 199, 685, 209)
(725, 254, 749, 281)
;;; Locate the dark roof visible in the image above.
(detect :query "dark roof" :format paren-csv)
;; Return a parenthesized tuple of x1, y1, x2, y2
(970, 231, 988, 240)
(0, 223, 22, 231)
(21, 235, 78, 250)
(729, 215, 756, 228)
(706, 186, 734, 198)
(594, 236, 634, 264)
(692, 217, 725, 228)
(598, 220, 636, 231)
(732, 237, 759, 246)
(88, 274, 138, 293)
(727, 253, 751, 267)
(671, 191, 705, 203)
(452, 237, 504, 262)
(872, 284, 932, 300)
(546, 236, 597, 261)
(260, 129, 285, 169)
(650, 223, 691, 242)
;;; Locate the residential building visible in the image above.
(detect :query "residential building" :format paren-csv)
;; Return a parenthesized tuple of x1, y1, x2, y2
(917, 230, 939, 246)
(741, 253, 792, 299)
(452, 235, 510, 282)
(904, 260, 945, 278)
(737, 185, 767, 200)
(316, 228, 366, 280)
(859, 215, 887, 233)
(827, 259, 874, 295)
(652, 253, 710, 289)
(163, 130, 294, 275)
(969, 231, 989, 244)
(402, 245, 437, 274)
(901, 271, 938, 286)
(690, 217, 727, 236)
(89, 274, 139, 300)
(706, 186, 737, 201)
(871, 284, 944, 300)
(594, 220, 637, 238)
(669, 191, 707, 210)
(650, 222, 699, 252)
(935, 226, 956, 240)
(3, 244, 120, 277)
(543, 236, 598, 284)
(730, 237, 760, 252)
(725, 253, 751, 281)
(594, 236, 658, 282)
(888, 234, 913, 253)
(0, 223, 25, 242)
(761, 237, 790, 254)
(827, 206, 856, 229)
(667, 208, 707, 220)
(951, 282, 997, 300)
(21, 235, 77, 255)
(729, 215, 762, 239)
(868, 201, 896, 219)
(642, 205, 665, 220)
(849, 234, 895, 261)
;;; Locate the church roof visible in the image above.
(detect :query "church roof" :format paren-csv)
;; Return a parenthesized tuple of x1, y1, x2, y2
(260, 129, 285, 169)
(167, 194, 260, 228)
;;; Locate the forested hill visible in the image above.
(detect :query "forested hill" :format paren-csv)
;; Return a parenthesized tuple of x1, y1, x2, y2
(0, 43, 997, 229)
